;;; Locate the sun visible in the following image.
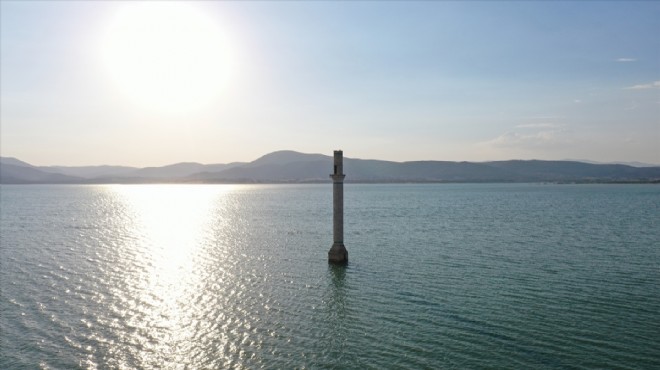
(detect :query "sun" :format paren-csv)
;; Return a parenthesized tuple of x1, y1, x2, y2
(100, 2, 232, 114)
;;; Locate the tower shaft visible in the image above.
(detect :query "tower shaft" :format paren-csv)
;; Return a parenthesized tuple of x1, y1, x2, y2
(328, 150, 348, 264)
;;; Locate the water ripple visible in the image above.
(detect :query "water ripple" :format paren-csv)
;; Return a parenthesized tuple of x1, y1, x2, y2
(2, 184, 660, 368)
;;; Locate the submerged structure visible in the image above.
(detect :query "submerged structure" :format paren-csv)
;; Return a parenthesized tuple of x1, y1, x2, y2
(328, 150, 348, 264)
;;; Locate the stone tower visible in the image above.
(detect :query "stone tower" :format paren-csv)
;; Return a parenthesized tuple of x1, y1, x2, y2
(328, 150, 348, 264)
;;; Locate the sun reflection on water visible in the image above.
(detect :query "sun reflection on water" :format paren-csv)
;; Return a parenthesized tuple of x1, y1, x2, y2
(106, 184, 235, 368)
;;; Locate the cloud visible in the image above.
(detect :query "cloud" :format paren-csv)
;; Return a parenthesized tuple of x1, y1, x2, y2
(625, 81, 660, 90)
(625, 101, 639, 111)
(489, 132, 554, 147)
(480, 129, 572, 150)
(616, 58, 637, 62)
(520, 115, 565, 120)
(480, 121, 572, 151)
(515, 123, 563, 129)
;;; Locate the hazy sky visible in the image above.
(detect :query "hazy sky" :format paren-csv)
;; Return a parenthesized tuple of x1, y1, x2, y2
(1, 1, 659, 167)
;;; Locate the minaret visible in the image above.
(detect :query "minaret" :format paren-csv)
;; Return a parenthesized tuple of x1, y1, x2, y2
(328, 150, 348, 264)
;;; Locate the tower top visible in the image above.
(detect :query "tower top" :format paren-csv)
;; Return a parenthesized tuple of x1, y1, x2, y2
(332, 150, 344, 178)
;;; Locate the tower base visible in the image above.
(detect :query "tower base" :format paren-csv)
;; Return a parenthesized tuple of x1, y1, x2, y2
(328, 243, 348, 264)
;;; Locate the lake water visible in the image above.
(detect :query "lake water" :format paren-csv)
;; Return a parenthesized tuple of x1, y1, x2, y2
(1, 184, 659, 369)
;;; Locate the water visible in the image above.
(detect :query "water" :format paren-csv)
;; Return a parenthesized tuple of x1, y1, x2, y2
(1, 183, 659, 369)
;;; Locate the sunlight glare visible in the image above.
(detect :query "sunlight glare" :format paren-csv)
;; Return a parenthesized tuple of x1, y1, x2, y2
(101, 3, 233, 114)
(109, 184, 235, 366)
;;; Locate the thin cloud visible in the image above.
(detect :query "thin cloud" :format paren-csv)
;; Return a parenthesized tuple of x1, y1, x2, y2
(625, 81, 660, 90)
(616, 58, 637, 62)
(515, 123, 563, 129)
(625, 101, 639, 111)
(520, 115, 565, 120)
(481, 129, 571, 150)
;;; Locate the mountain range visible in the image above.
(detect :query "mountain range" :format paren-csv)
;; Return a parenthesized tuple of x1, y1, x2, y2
(1, 150, 659, 184)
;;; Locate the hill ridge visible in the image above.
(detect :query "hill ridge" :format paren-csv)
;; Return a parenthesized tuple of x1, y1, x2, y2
(2, 152, 659, 184)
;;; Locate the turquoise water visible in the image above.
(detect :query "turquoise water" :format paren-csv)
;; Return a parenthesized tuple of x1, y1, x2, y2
(1, 184, 659, 369)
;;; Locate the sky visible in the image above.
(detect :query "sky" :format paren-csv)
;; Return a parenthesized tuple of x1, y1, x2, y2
(1, 1, 659, 167)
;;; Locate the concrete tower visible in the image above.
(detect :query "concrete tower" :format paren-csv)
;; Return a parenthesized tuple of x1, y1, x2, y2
(328, 150, 348, 264)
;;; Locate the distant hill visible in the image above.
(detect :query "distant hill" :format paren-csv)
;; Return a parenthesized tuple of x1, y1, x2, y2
(0, 163, 84, 184)
(192, 151, 329, 182)
(0, 157, 35, 168)
(129, 162, 240, 179)
(248, 150, 329, 167)
(1, 152, 659, 184)
(41, 165, 138, 179)
(563, 159, 659, 167)
(485, 160, 656, 182)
